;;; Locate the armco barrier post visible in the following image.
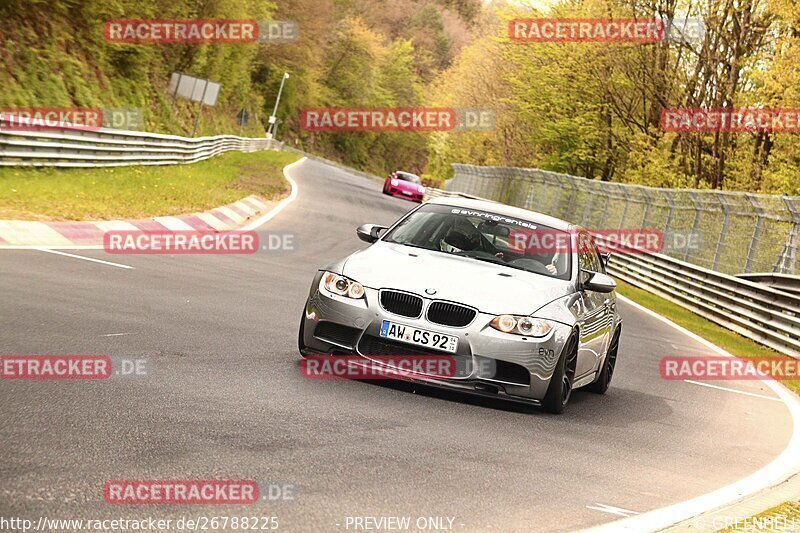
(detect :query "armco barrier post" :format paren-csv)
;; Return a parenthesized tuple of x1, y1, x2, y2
(581, 182, 593, 226)
(713, 192, 731, 272)
(599, 185, 611, 228)
(549, 172, 563, 216)
(618, 185, 631, 229)
(685, 191, 702, 263)
(564, 176, 579, 221)
(640, 187, 653, 228)
(745, 193, 765, 274)
(663, 190, 676, 249)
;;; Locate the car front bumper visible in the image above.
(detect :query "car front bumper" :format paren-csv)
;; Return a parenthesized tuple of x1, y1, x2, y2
(300, 272, 573, 402)
(387, 186, 423, 202)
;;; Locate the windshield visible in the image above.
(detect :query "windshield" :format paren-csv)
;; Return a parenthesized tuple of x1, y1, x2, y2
(396, 172, 420, 183)
(383, 204, 572, 280)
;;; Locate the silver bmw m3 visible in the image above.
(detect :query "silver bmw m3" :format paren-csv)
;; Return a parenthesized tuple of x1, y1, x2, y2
(298, 197, 622, 413)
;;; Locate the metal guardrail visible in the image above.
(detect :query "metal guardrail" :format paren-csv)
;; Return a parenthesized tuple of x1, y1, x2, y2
(0, 115, 278, 167)
(423, 188, 484, 201)
(427, 184, 800, 359)
(738, 273, 800, 296)
(606, 252, 800, 359)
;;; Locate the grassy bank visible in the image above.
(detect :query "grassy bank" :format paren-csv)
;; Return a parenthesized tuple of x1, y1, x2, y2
(0, 151, 300, 221)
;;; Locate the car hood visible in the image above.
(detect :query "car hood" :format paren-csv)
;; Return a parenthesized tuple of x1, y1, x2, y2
(342, 241, 572, 316)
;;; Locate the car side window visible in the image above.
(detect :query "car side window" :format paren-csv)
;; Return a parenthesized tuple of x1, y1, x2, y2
(578, 233, 600, 273)
(595, 250, 607, 273)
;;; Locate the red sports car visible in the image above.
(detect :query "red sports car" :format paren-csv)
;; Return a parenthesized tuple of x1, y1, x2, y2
(383, 171, 425, 202)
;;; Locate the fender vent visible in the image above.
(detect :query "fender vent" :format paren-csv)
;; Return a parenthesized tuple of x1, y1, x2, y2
(314, 321, 360, 349)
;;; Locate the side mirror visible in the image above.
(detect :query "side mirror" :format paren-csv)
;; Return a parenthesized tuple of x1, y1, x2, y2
(583, 271, 617, 293)
(356, 224, 388, 243)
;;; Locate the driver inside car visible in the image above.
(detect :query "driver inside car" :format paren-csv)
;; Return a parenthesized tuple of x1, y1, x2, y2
(439, 220, 565, 277)
(439, 225, 481, 253)
(519, 250, 562, 275)
(543, 252, 563, 275)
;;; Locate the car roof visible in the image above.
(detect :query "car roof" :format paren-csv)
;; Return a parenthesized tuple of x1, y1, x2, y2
(427, 196, 577, 232)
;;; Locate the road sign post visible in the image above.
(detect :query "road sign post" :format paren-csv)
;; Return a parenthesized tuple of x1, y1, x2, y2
(267, 72, 289, 138)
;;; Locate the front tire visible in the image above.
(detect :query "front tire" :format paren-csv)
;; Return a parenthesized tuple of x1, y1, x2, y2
(588, 327, 620, 394)
(541, 333, 579, 414)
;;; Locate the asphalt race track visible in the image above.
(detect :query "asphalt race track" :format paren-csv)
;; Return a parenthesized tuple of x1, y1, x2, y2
(0, 157, 795, 532)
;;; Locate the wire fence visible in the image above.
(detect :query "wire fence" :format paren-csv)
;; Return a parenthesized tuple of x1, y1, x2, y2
(447, 164, 800, 276)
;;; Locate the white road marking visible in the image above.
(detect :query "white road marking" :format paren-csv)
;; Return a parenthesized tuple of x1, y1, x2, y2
(580, 295, 800, 532)
(684, 380, 782, 402)
(101, 333, 131, 337)
(240, 157, 303, 231)
(586, 504, 640, 517)
(34, 248, 133, 269)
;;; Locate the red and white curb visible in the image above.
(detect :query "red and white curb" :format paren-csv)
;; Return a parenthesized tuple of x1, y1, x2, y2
(0, 195, 275, 248)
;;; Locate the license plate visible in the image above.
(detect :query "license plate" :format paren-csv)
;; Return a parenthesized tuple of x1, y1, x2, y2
(379, 320, 458, 353)
(402, 190, 412, 195)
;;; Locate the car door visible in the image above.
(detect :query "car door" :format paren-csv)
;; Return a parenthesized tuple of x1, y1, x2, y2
(574, 234, 613, 378)
(594, 246, 617, 344)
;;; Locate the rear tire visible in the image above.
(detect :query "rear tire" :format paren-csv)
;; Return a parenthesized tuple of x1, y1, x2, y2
(541, 333, 579, 414)
(588, 328, 620, 394)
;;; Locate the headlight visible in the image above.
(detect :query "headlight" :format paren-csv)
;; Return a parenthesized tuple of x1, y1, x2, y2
(418, 185, 425, 193)
(322, 272, 365, 299)
(489, 315, 553, 337)
(391, 179, 399, 186)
